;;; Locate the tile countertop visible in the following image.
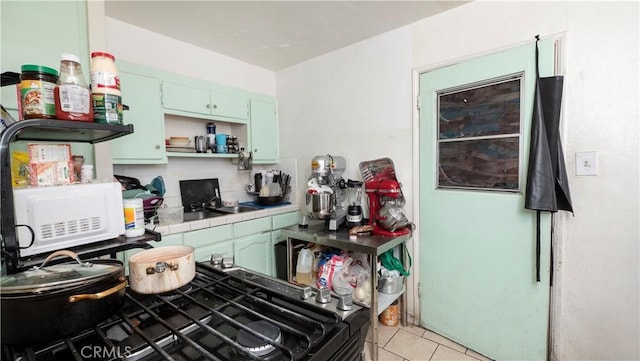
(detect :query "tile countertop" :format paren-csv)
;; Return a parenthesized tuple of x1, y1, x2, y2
(147, 204, 300, 236)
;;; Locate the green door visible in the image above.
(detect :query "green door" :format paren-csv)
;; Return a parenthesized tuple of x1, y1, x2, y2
(419, 39, 556, 360)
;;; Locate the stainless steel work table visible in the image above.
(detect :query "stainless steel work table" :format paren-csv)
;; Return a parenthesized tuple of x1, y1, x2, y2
(282, 223, 411, 361)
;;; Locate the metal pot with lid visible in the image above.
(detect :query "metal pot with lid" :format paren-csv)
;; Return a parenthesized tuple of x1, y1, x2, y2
(1, 250, 126, 345)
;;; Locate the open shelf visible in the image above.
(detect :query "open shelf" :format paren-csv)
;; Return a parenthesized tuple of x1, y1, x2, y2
(1, 119, 133, 144)
(1, 118, 136, 274)
(166, 152, 238, 158)
(16, 230, 161, 270)
(377, 286, 405, 315)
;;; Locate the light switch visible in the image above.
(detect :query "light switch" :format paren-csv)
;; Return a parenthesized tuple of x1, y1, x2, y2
(576, 151, 598, 176)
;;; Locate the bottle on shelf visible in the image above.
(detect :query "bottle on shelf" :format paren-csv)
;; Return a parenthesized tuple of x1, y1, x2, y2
(90, 51, 123, 124)
(54, 54, 93, 122)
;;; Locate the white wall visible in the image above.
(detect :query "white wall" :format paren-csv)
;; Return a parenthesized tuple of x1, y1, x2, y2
(106, 18, 276, 96)
(105, 18, 282, 206)
(277, 1, 639, 360)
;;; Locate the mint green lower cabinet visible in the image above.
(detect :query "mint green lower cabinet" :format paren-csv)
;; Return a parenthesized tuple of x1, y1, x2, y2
(268, 212, 300, 277)
(249, 99, 278, 163)
(234, 232, 272, 275)
(112, 70, 166, 164)
(233, 218, 272, 238)
(271, 211, 300, 230)
(183, 225, 233, 262)
(194, 239, 234, 263)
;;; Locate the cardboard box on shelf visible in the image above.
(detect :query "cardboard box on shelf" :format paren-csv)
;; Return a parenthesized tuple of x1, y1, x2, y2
(27, 143, 72, 164)
(29, 161, 74, 186)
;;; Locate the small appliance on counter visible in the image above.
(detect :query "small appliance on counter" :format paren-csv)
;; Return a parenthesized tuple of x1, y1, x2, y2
(359, 157, 413, 236)
(346, 179, 364, 227)
(305, 154, 347, 230)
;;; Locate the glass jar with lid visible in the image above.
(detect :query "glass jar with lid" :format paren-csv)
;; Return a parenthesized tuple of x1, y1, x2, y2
(55, 54, 93, 122)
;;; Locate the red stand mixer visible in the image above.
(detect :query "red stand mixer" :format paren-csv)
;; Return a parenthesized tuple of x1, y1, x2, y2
(359, 158, 412, 236)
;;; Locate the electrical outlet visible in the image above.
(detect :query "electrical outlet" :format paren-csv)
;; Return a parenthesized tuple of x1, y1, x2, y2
(576, 151, 598, 176)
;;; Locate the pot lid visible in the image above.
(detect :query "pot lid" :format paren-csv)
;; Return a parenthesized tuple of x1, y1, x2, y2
(1, 251, 121, 294)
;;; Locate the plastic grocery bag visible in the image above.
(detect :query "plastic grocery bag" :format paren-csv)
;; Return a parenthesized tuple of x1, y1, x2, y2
(317, 253, 347, 289)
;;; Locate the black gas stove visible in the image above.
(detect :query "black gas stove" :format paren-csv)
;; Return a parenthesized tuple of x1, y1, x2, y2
(2, 262, 370, 361)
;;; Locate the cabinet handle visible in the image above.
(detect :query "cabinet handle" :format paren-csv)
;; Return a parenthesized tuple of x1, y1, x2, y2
(212, 104, 218, 109)
(206, 104, 210, 109)
(155, 145, 161, 149)
(254, 149, 258, 153)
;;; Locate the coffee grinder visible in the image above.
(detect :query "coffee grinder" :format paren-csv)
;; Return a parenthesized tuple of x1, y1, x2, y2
(305, 154, 347, 230)
(346, 179, 363, 227)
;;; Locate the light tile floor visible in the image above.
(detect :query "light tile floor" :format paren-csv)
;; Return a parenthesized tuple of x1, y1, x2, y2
(365, 324, 494, 361)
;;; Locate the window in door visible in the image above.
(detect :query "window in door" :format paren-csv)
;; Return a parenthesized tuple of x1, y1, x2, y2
(437, 74, 523, 191)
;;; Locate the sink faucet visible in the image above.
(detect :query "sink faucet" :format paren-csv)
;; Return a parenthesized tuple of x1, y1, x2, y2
(189, 201, 201, 212)
(206, 195, 220, 208)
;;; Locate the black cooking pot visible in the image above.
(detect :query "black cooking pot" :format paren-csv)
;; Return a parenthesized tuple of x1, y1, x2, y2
(0, 250, 126, 345)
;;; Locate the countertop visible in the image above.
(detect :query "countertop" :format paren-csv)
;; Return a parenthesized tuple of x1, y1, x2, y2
(281, 221, 411, 255)
(148, 204, 300, 236)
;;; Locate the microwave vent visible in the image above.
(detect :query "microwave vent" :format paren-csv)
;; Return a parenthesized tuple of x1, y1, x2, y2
(39, 217, 103, 240)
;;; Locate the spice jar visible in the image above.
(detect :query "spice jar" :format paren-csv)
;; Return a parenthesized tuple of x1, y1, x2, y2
(90, 51, 122, 124)
(55, 54, 93, 122)
(20, 64, 58, 119)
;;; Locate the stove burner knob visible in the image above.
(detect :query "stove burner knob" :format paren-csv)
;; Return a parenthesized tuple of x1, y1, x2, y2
(210, 254, 223, 266)
(300, 286, 312, 300)
(222, 257, 234, 268)
(337, 294, 353, 311)
(315, 287, 331, 304)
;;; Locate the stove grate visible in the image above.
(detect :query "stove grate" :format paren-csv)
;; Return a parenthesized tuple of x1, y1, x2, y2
(2, 265, 350, 361)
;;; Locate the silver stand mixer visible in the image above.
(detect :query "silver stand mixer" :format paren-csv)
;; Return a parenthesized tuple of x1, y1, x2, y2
(305, 154, 346, 230)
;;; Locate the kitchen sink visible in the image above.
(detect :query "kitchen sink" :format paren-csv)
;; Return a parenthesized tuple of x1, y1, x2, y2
(207, 205, 260, 214)
(183, 210, 225, 222)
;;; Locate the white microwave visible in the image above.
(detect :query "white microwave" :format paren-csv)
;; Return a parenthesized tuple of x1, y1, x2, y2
(13, 182, 125, 257)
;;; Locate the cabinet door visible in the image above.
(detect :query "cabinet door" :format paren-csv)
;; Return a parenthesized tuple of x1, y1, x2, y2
(235, 232, 271, 275)
(162, 82, 210, 115)
(272, 211, 300, 230)
(195, 239, 234, 263)
(1, 1, 89, 116)
(210, 91, 249, 121)
(183, 225, 233, 249)
(111, 72, 166, 163)
(250, 99, 278, 163)
(233, 217, 271, 239)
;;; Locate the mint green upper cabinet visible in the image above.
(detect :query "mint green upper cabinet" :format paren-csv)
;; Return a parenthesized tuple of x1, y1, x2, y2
(0, 0, 89, 116)
(111, 71, 167, 164)
(161, 82, 249, 122)
(161, 82, 210, 115)
(250, 98, 278, 163)
(211, 91, 250, 120)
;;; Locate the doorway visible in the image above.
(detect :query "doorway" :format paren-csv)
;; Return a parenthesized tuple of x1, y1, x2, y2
(417, 38, 557, 360)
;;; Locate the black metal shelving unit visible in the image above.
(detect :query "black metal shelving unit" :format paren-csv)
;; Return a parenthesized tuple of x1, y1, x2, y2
(0, 119, 158, 274)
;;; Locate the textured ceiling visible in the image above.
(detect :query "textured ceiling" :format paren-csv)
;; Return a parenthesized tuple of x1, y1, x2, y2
(105, 1, 468, 71)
